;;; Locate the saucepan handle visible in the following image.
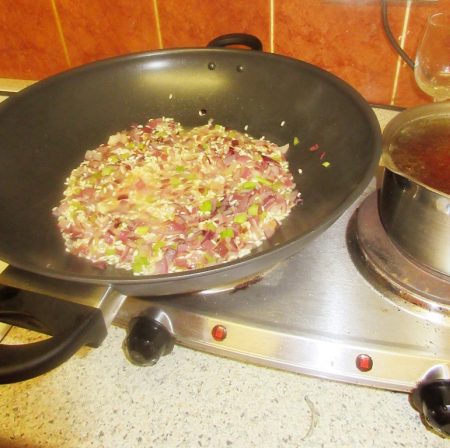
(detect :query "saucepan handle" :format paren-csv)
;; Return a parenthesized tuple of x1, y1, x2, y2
(0, 286, 107, 383)
(207, 33, 263, 51)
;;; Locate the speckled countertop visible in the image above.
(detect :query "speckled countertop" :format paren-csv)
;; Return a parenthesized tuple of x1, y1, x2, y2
(2, 326, 449, 448)
(0, 83, 448, 447)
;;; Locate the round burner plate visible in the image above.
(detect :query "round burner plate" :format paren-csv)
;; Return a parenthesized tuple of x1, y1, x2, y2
(349, 192, 450, 320)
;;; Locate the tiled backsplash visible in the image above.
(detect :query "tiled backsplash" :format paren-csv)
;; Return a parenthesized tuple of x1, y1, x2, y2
(0, 0, 449, 107)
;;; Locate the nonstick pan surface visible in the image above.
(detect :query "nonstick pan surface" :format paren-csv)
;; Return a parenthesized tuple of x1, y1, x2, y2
(0, 46, 381, 295)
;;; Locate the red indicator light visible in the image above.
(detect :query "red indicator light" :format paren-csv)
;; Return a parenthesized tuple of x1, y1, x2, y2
(356, 354, 373, 372)
(212, 324, 227, 341)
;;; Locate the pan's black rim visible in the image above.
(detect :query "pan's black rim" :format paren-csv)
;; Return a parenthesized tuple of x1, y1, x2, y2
(0, 47, 382, 285)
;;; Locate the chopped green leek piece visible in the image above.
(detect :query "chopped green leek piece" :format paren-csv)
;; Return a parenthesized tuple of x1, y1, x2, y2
(101, 166, 114, 176)
(135, 226, 149, 236)
(105, 248, 116, 256)
(241, 181, 257, 190)
(132, 255, 150, 273)
(271, 153, 282, 162)
(118, 151, 131, 160)
(220, 228, 234, 239)
(255, 176, 272, 186)
(205, 253, 216, 264)
(247, 203, 259, 216)
(233, 213, 247, 224)
(108, 155, 119, 163)
(204, 221, 217, 231)
(175, 165, 185, 172)
(271, 181, 283, 191)
(322, 161, 331, 168)
(293, 136, 300, 145)
(153, 241, 166, 254)
(170, 177, 182, 187)
(135, 255, 150, 264)
(199, 200, 213, 213)
(86, 173, 101, 185)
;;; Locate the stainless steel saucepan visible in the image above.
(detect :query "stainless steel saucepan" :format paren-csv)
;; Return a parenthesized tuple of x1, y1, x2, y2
(379, 102, 450, 277)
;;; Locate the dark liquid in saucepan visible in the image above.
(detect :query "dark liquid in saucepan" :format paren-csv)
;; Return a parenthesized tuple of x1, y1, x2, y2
(389, 118, 450, 195)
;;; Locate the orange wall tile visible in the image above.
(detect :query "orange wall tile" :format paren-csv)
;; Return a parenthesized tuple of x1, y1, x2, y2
(158, 0, 270, 50)
(0, 0, 68, 79)
(55, 0, 160, 67)
(274, 0, 406, 105)
(0, 0, 449, 107)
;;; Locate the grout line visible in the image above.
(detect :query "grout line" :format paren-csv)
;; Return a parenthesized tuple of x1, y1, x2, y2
(269, 0, 275, 53)
(390, 0, 412, 105)
(50, 0, 72, 67)
(153, 0, 164, 49)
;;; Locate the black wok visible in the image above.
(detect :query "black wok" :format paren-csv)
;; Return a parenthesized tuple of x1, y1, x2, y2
(0, 34, 381, 296)
(0, 35, 381, 383)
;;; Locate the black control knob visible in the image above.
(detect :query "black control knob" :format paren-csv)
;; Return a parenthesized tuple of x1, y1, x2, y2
(410, 379, 450, 437)
(123, 316, 175, 366)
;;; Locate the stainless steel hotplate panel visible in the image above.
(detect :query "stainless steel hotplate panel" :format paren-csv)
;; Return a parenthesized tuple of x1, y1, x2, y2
(115, 187, 450, 392)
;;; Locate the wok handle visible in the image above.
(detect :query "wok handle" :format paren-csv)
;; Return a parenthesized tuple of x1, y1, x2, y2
(0, 285, 107, 383)
(207, 33, 263, 51)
